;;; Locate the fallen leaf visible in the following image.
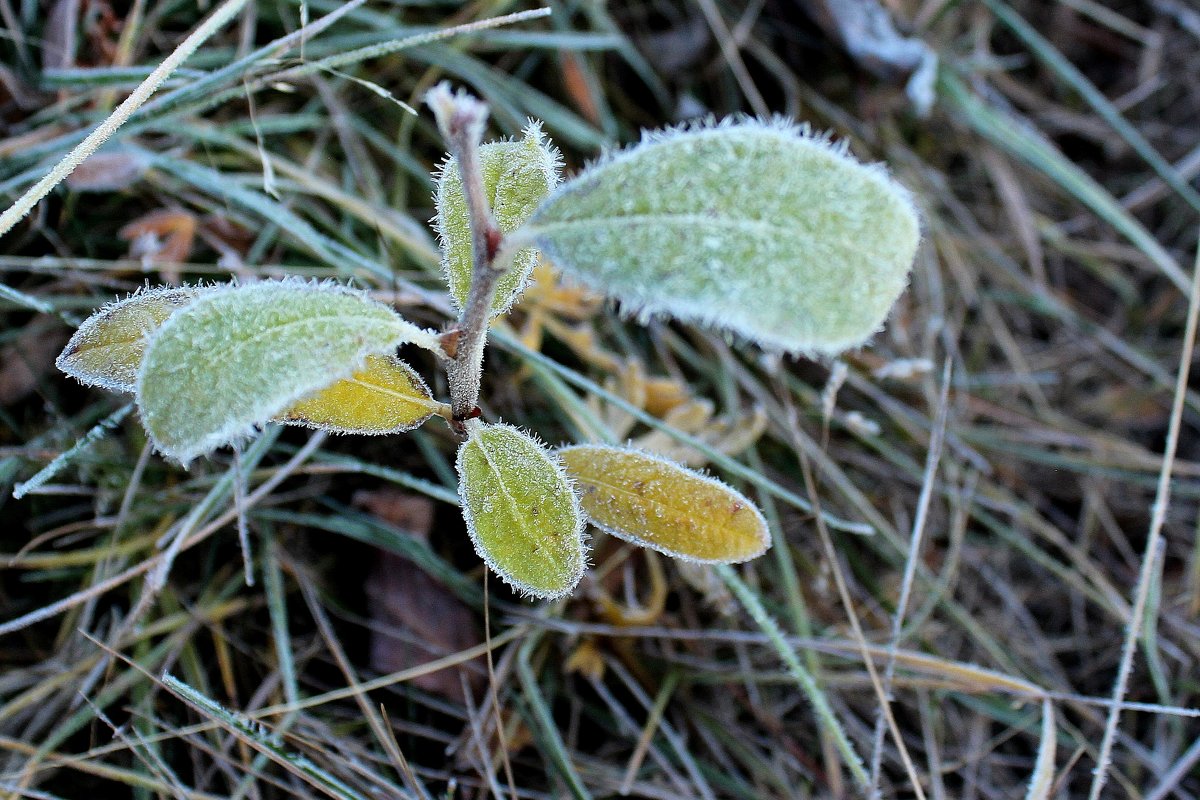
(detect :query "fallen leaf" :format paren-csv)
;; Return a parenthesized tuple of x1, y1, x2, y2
(66, 149, 150, 192)
(119, 209, 197, 270)
(42, 0, 80, 72)
(559, 51, 601, 125)
(0, 321, 67, 405)
(357, 491, 485, 701)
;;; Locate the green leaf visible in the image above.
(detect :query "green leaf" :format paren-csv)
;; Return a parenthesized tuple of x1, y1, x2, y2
(434, 121, 561, 315)
(559, 444, 769, 563)
(56, 286, 205, 392)
(516, 119, 920, 355)
(137, 279, 437, 463)
(456, 421, 585, 599)
(277, 354, 443, 434)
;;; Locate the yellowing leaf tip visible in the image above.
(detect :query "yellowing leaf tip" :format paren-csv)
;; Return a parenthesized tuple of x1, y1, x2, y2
(56, 285, 206, 393)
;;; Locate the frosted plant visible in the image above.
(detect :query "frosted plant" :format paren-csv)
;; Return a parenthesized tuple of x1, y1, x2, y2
(52, 82, 919, 599)
(56, 286, 207, 393)
(134, 279, 442, 463)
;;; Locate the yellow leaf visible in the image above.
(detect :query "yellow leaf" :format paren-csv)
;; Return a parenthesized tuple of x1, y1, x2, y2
(278, 354, 440, 434)
(559, 444, 769, 564)
(56, 286, 202, 393)
(642, 376, 690, 418)
(564, 639, 606, 681)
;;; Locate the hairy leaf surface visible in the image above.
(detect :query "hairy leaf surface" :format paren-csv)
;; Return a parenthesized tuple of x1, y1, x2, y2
(559, 444, 769, 563)
(137, 280, 435, 463)
(519, 119, 919, 354)
(278, 354, 440, 434)
(434, 122, 560, 315)
(57, 286, 204, 392)
(456, 422, 585, 599)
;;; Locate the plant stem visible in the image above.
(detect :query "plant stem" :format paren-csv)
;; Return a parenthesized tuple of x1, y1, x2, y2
(426, 83, 506, 432)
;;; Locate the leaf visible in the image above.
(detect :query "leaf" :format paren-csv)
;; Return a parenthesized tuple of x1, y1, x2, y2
(65, 149, 152, 192)
(2, 322, 67, 405)
(355, 491, 485, 700)
(456, 421, 585, 599)
(136, 279, 437, 463)
(277, 354, 440, 434)
(56, 286, 205, 393)
(119, 209, 198, 266)
(434, 121, 561, 315)
(517, 118, 920, 355)
(558, 444, 769, 563)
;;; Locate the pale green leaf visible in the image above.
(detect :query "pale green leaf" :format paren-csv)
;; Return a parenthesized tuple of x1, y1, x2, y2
(517, 118, 920, 354)
(56, 286, 205, 392)
(559, 444, 769, 563)
(137, 279, 436, 463)
(456, 421, 585, 599)
(277, 354, 442, 434)
(434, 121, 561, 315)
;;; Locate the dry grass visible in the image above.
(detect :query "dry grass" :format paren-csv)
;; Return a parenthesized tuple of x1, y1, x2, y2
(2, 1, 1199, 797)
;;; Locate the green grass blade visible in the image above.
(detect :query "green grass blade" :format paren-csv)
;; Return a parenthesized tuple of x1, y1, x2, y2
(981, 0, 1200, 216)
(938, 69, 1188, 292)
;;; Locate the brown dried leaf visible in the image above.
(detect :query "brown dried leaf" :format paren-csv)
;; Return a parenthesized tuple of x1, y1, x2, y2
(560, 51, 601, 125)
(66, 150, 150, 192)
(0, 322, 67, 406)
(357, 491, 485, 700)
(42, 0, 80, 71)
(564, 639, 606, 681)
(119, 209, 197, 267)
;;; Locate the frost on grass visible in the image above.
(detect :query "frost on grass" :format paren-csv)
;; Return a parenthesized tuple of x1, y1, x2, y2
(278, 354, 439, 435)
(559, 443, 769, 564)
(456, 421, 585, 599)
(518, 118, 920, 355)
(433, 121, 561, 315)
(57, 286, 206, 393)
(136, 279, 437, 463)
